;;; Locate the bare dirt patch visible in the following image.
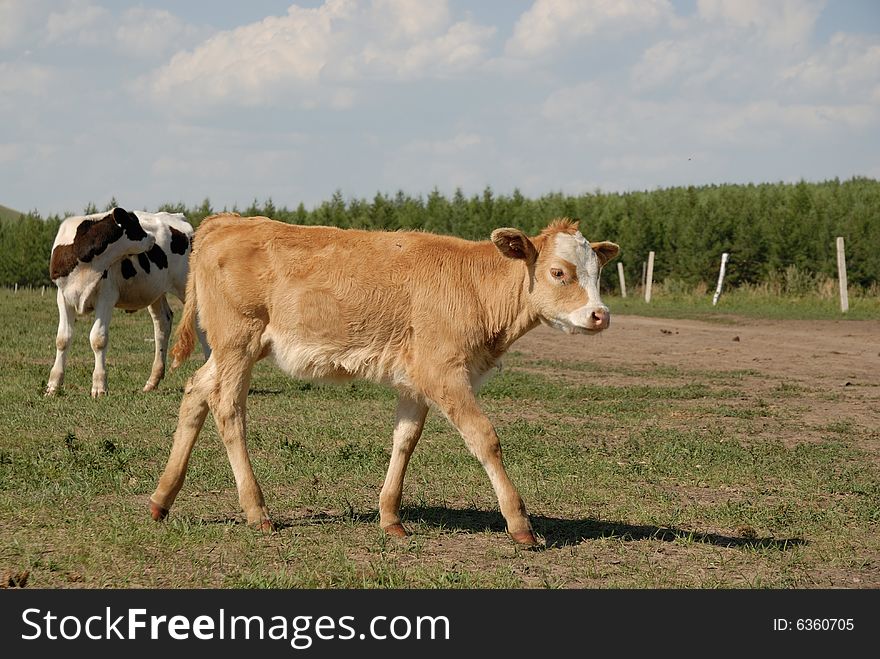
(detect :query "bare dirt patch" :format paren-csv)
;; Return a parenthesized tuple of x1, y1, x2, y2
(516, 314, 880, 455)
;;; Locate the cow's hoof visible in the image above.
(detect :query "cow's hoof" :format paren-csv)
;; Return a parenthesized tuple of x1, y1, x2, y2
(249, 518, 275, 533)
(45, 388, 57, 397)
(382, 523, 410, 538)
(149, 500, 169, 521)
(91, 389, 107, 398)
(509, 529, 540, 546)
(143, 383, 157, 392)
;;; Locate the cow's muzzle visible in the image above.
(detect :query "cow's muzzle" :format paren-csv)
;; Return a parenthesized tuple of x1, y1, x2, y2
(588, 308, 610, 331)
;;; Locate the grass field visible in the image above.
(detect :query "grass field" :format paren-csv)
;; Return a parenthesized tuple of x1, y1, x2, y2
(0, 288, 877, 588)
(608, 286, 880, 321)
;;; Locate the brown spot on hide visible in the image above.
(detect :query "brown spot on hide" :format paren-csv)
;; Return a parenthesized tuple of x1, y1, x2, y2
(50, 244, 80, 281)
(49, 213, 124, 280)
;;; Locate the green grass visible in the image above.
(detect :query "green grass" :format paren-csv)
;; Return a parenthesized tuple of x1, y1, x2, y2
(0, 288, 878, 588)
(606, 289, 880, 320)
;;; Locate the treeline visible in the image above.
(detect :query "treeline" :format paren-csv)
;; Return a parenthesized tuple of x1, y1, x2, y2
(2, 178, 878, 291)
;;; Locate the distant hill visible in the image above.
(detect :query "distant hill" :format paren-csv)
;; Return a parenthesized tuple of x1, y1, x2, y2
(0, 204, 24, 222)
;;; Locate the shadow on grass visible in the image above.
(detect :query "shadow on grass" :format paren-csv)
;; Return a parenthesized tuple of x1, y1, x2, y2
(407, 506, 805, 551)
(257, 505, 805, 551)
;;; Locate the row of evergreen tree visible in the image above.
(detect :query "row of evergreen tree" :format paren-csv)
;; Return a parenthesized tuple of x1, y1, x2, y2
(1, 177, 877, 291)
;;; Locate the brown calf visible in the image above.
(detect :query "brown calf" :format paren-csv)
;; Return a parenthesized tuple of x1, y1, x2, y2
(150, 213, 619, 545)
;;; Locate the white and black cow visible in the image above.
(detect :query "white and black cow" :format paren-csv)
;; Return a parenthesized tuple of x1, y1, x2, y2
(46, 207, 210, 397)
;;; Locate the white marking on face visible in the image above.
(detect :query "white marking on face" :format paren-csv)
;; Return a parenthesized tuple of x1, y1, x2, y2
(553, 232, 608, 330)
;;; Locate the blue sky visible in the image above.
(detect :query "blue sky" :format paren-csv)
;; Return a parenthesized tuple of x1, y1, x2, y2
(1, 0, 878, 217)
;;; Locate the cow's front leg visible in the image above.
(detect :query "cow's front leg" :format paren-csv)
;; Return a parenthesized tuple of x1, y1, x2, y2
(379, 393, 429, 537)
(144, 295, 173, 391)
(46, 288, 74, 396)
(89, 290, 117, 397)
(429, 379, 538, 546)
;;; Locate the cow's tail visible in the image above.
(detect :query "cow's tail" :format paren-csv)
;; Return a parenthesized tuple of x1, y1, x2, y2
(170, 214, 234, 369)
(171, 269, 199, 369)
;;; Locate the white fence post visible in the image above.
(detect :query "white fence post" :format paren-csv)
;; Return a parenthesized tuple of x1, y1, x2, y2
(644, 251, 655, 303)
(712, 252, 730, 306)
(836, 236, 849, 313)
(617, 262, 627, 298)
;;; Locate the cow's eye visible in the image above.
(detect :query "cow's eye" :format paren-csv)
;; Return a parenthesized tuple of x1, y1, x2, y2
(550, 268, 564, 280)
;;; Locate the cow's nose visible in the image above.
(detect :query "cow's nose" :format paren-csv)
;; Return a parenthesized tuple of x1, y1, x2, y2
(590, 308, 609, 330)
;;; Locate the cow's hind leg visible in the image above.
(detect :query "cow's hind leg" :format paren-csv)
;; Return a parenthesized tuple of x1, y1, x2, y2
(429, 378, 538, 546)
(89, 287, 118, 397)
(210, 347, 271, 530)
(379, 393, 429, 537)
(150, 356, 217, 520)
(144, 295, 173, 391)
(46, 288, 74, 396)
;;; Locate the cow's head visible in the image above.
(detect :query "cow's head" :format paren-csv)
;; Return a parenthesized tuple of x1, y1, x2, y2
(492, 218, 619, 334)
(50, 207, 155, 281)
(94, 207, 155, 261)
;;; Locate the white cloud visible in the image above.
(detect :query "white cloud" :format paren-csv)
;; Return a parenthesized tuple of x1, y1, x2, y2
(538, 70, 879, 175)
(541, 82, 634, 144)
(506, 0, 673, 57)
(362, 20, 496, 79)
(114, 7, 207, 59)
(370, 0, 449, 40)
(781, 32, 880, 102)
(2, 0, 878, 216)
(362, 3, 496, 78)
(707, 100, 878, 136)
(630, 3, 879, 109)
(697, 0, 824, 49)
(143, 0, 496, 111)
(45, 0, 108, 45)
(0, 0, 45, 47)
(632, 36, 726, 91)
(1, 1, 205, 59)
(148, 2, 348, 107)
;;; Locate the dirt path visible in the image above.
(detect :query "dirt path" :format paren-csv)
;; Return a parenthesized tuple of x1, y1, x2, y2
(515, 314, 880, 451)
(518, 314, 879, 382)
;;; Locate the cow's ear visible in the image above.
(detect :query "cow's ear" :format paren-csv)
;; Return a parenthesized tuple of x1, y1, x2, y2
(110, 207, 135, 227)
(110, 207, 149, 240)
(591, 241, 620, 267)
(491, 228, 537, 264)
(110, 206, 139, 222)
